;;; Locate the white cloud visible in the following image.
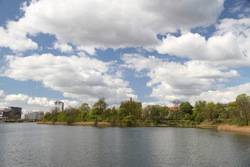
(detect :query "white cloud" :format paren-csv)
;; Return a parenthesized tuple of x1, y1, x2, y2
(27, 97, 54, 107)
(156, 33, 208, 60)
(189, 83, 250, 105)
(77, 46, 96, 55)
(53, 42, 73, 53)
(0, 91, 80, 111)
(0, 0, 224, 51)
(122, 54, 240, 105)
(156, 18, 250, 68)
(0, 90, 5, 98)
(0, 102, 9, 108)
(0, 27, 38, 51)
(1, 53, 136, 106)
(5, 94, 29, 102)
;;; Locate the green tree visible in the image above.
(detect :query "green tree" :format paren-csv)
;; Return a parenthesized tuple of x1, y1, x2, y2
(79, 103, 90, 112)
(203, 102, 218, 124)
(159, 106, 169, 120)
(123, 115, 136, 126)
(193, 100, 207, 123)
(216, 103, 227, 119)
(93, 98, 108, 115)
(64, 107, 80, 123)
(118, 108, 127, 117)
(151, 105, 162, 124)
(108, 107, 118, 123)
(236, 94, 250, 125)
(40, 112, 52, 121)
(180, 102, 193, 115)
(226, 101, 240, 123)
(120, 98, 142, 118)
(110, 107, 117, 116)
(143, 105, 153, 119)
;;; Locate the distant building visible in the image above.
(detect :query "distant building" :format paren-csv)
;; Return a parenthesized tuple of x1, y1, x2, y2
(54, 101, 64, 111)
(10, 107, 22, 119)
(0, 110, 3, 119)
(168, 107, 180, 111)
(0, 107, 22, 120)
(0, 108, 12, 120)
(25, 111, 44, 120)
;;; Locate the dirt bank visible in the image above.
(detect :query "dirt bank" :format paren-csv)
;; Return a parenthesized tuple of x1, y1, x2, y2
(218, 124, 250, 134)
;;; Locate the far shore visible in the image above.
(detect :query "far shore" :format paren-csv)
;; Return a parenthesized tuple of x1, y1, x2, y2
(37, 121, 250, 134)
(37, 121, 218, 128)
(2, 121, 250, 134)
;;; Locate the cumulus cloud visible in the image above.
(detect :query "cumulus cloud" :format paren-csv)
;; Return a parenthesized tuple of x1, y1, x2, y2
(77, 46, 96, 55)
(0, 27, 38, 51)
(122, 54, 240, 105)
(189, 83, 250, 105)
(0, 90, 5, 98)
(1, 0, 249, 110)
(5, 94, 29, 102)
(53, 42, 73, 53)
(156, 18, 250, 68)
(1, 91, 80, 110)
(27, 97, 54, 107)
(0, 0, 224, 51)
(1, 53, 136, 105)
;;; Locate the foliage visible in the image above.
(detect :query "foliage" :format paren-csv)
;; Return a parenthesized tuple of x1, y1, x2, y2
(203, 102, 218, 124)
(79, 103, 90, 112)
(93, 98, 108, 115)
(193, 100, 206, 123)
(120, 99, 142, 118)
(236, 94, 250, 125)
(123, 115, 137, 126)
(39, 93, 250, 126)
(180, 102, 193, 115)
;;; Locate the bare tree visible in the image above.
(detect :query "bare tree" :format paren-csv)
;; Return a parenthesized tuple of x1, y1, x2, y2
(172, 99, 181, 107)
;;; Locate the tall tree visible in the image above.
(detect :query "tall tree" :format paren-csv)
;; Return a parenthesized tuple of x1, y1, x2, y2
(93, 98, 108, 115)
(120, 98, 142, 118)
(236, 94, 250, 125)
(226, 101, 240, 123)
(180, 102, 193, 115)
(151, 105, 162, 124)
(193, 100, 207, 123)
(79, 103, 90, 112)
(204, 102, 218, 124)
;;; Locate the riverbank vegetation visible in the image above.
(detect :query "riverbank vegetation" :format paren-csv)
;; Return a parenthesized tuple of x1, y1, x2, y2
(39, 94, 250, 126)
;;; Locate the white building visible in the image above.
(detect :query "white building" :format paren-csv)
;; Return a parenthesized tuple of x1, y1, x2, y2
(54, 101, 64, 111)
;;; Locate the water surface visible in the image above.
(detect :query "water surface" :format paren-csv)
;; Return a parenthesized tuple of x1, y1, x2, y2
(0, 123, 250, 167)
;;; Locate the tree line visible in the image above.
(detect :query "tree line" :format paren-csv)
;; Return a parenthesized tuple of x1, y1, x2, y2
(40, 94, 250, 126)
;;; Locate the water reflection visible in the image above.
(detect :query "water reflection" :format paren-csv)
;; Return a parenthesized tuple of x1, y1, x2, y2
(0, 123, 250, 167)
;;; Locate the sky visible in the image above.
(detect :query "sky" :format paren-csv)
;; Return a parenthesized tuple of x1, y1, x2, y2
(0, 0, 250, 113)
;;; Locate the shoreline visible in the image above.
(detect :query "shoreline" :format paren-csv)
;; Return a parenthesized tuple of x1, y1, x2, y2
(36, 121, 127, 126)
(3, 121, 250, 134)
(218, 124, 250, 134)
(36, 121, 218, 128)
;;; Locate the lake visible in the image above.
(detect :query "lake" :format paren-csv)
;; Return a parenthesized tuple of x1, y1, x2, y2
(0, 123, 250, 167)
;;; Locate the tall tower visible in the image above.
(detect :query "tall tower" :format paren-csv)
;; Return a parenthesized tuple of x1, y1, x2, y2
(54, 101, 64, 111)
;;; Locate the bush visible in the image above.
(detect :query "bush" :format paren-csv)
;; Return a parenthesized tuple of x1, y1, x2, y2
(123, 115, 136, 126)
(237, 121, 248, 126)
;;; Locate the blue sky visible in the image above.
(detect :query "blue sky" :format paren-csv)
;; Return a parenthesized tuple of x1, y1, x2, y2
(0, 0, 250, 113)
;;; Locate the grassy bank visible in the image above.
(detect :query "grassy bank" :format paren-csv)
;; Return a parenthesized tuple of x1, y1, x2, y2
(218, 124, 250, 134)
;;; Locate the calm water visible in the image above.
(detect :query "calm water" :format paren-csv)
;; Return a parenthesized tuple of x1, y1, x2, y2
(0, 123, 250, 167)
